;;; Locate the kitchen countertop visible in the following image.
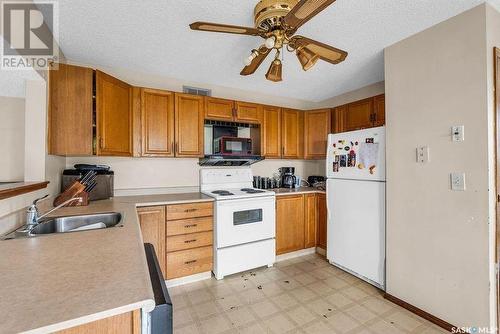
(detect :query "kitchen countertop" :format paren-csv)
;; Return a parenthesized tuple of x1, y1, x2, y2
(0, 192, 213, 334)
(272, 187, 326, 196)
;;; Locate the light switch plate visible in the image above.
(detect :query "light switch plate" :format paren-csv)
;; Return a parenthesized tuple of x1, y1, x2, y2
(451, 172, 466, 191)
(452, 126, 465, 142)
(416, 146, 430, 163)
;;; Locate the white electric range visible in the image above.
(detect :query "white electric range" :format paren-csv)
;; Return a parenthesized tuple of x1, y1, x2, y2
(200, 168, 276, 280)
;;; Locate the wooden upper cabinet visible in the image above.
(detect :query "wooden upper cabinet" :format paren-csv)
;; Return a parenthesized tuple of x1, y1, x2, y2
(175, 93, 205, 157)
(140, 88, 175, 157)
(344, 98, 373, 132)
(235, 101, 262, 124)
(48, 63, 93, 156)
(281, 109, 304, 159)
(304, 109, 331, 159)
(96, 70, 133, 156)
(373, 94, 385, 127)
(262, 106, 282, 158)
(317, 193, 327, 250)
(137, 206, 166, 275)
(205, 97, 234, 121)
(304, 194, 317, 248)
(332, 105, 346, 134)
(276, 195, 305, 255)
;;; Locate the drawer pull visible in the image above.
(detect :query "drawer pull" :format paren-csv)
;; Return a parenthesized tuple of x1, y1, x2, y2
(184, 260, 197, 265)
(184, 224, 198, 228)
(184, 208, 197, 213)
(184, 239, 197, 243)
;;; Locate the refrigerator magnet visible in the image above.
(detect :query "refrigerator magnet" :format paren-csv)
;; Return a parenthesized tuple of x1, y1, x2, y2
(344, 146, 350, 151)
(333, 162, 339, 172)
(366, 138, 374, 143)
(369, 165, 376, 174)
(358, 163, 365, 169)
(339, 155, 347, 167)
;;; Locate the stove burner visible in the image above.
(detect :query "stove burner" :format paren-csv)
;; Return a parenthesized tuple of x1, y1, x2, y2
(241, 188, 265, 194)
(212, 190, 234, 196)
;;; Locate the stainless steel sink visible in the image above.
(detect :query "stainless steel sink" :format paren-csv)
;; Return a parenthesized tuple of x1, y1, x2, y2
(2, 212, 122, 240)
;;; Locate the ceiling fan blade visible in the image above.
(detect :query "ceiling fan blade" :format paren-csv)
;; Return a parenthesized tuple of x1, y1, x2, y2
(240, 47, 271, 76)
(190, 22, 263, 36)
(284, 0, 336, 31)
(290, 36, 347, 64)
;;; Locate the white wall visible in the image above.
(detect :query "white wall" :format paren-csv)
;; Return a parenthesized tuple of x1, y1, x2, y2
(313, 81, 385, 109)
(0, 80, 66, 235)
(64, 156, 322, 195)
(0, 96, 25, 181)
(385, 4, 493, 328)
(486, 3, 500, 325)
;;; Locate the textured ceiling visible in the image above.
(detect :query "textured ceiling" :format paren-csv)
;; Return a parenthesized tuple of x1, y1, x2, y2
(0, 37, 43, 98)
(36, 0, 500, 101)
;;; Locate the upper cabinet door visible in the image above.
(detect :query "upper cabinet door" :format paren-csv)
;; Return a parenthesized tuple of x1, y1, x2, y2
(304, 109, 331, 159)
(140, 88, 175, 157)
(262, 106, 282, 158)
(281, 108, 304, 159)
(175, 93, 205, 157)
(332, 105, 346, 134)
(48, 63, 94, 156)
(344, 98, 373, 132)
(205, 97, 235, 121)
(373, 94, 385, 127)
(96, 70, 133, 156)
(235, 101, 262, 124)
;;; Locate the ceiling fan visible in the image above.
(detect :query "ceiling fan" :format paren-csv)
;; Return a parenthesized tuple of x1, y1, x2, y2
(190, 0, 348, 82)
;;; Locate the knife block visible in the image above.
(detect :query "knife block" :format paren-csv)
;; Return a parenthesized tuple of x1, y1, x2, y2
(53, 181, 90, 207)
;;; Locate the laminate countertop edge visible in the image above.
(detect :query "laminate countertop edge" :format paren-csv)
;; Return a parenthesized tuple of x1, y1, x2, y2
(272, 188, 326, 196)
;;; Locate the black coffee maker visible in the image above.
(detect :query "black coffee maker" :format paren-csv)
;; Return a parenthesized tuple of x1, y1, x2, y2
(279, 167, 296, 189)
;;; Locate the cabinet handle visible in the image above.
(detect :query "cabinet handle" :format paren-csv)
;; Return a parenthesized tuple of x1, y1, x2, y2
(184, 260, 197, 265)
(171, 142, 174, 153)
(185, 224, 198, 228)
(99, 138, 104, 149)
(175, 142, 178, 154)
(184, 208, 197, 213)
(184, 239, 197, 243)
(281, 147, 284, 156)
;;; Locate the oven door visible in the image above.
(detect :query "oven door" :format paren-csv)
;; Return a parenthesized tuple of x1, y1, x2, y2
(215, 196, 275, 248)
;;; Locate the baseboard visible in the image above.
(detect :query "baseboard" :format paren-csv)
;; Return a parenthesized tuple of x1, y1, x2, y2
(315, 247, 326, 256)
(384, 293, 455, 332)
(276, 247, 316, 262)
(165, 271, 212, 288)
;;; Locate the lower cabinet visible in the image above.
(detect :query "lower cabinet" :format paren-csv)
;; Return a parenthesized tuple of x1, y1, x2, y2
(276, 195, 305, 255)
(276, 193, 327, 255)
(56, 310, 141, 334)
(317, 193, 327, 250)
(137, 206, 166, 274)
(137, 201, 214, 281)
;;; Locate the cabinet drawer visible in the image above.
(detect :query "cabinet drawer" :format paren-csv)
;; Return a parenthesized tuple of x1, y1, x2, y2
(166, 246, 213, 279)
(166, 231, 213, 252)
(166, 202, 213, 220)
(166, 216, 213, 236)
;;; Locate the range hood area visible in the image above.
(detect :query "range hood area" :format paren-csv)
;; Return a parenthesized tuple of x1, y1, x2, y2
(199, 120, 264, 166)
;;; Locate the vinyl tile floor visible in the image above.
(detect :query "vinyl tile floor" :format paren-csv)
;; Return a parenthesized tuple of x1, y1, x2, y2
(170, 254, 448, 334)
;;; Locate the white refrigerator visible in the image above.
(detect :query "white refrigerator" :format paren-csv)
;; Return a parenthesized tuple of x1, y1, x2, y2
(326, 126, 386, 289)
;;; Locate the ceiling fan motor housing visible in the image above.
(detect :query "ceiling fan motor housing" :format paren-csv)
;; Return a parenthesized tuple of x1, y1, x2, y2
(254, 0, 299, 31)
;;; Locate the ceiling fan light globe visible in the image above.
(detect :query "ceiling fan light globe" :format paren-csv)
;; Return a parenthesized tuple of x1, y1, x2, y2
(297, 47, 319, 71)
(265, 36, 276, 49)
(265, 59, 283, 82)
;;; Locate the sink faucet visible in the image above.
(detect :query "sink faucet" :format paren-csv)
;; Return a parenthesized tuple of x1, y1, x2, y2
(25, 195, 83, 232)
